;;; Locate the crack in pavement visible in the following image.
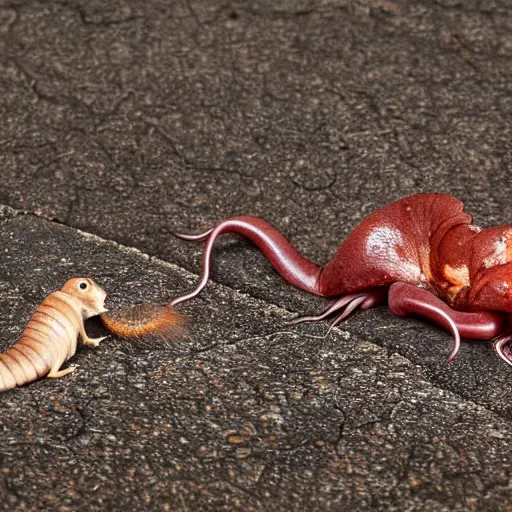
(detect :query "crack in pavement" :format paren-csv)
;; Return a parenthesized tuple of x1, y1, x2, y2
(2, 202, 512, 427)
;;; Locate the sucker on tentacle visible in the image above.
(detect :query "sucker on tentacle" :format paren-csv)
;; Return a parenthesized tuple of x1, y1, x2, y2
(170, 193, 512, 367)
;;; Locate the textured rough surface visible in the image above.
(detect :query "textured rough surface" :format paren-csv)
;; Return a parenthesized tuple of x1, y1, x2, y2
(1, 1, 512, 510)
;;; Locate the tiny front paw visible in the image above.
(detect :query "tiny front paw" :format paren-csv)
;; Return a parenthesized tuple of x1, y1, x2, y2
(84, 335, 108, 347)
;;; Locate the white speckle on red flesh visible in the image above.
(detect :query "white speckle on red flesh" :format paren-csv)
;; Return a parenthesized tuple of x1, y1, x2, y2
(483, 235, 512, 269)
(366, 226, 421, 280)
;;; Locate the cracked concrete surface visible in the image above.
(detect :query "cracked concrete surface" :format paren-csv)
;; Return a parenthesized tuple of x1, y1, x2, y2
(1, 0, 512, 510)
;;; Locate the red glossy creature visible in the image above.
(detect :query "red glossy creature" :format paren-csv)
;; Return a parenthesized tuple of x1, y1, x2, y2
(171, 194, 512, 366)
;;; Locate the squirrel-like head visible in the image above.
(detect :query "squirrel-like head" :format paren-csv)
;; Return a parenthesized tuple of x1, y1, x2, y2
(60, 277, 108, 318)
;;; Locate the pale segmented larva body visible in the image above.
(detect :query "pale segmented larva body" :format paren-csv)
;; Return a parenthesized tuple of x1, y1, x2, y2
(0, 277, 107, 392)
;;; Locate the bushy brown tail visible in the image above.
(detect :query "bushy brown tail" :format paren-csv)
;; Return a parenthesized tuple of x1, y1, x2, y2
(101, 304, 188, 341)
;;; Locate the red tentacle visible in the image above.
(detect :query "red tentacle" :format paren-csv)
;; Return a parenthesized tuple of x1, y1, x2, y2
(171, 217, 323, 307)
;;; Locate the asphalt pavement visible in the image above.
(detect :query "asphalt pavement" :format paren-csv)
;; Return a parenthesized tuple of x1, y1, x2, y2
(1, 1, 512, 510)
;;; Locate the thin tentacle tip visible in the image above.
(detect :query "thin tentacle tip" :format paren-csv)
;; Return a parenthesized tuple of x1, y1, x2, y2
(172, 228, 214, 242)
(173, 232, 192, 240)
(445, 352, 457, 364)
(285, 316, 312, 326)
(444, 329, 461, 364)
(493, 337, 512, 367)
(323, 317, 343, 338)
(323, 325, 335, 339)
(442, 319, 461, 364)
(169, 295, 190, 308)
(445, 341, 461, 364)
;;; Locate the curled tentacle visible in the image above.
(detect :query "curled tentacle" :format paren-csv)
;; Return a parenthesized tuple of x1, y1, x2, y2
(169, 229, 214, 308)
(388, 282, 462, 363)
(432, 309, 460, 363)
(171, 218, 323, 307)
(387, 282, 509, 363)
(174, 229, 214, 242)
(493, 334, 512, 367)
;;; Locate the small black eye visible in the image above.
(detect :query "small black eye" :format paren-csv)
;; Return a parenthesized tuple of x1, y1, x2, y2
(79, 282, 88, 290)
